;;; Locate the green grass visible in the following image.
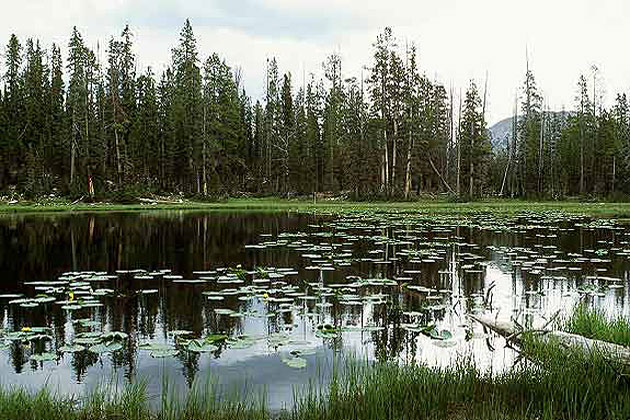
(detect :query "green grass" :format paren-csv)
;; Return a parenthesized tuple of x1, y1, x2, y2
(0, 376, 268, 420)
(294, 339, 630, 420)
(4, 197, 630, 217)
(2, 339, 629, 420)
(563, 304, 630, 347)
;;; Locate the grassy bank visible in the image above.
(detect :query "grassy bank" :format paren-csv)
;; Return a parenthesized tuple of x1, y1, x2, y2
(564, 304, 630, 347)
(3, 338, 629, 420)
(4, 197, 630, 217)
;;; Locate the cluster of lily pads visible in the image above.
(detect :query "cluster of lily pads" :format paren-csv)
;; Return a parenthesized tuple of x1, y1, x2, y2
(0, 324, 128, 362)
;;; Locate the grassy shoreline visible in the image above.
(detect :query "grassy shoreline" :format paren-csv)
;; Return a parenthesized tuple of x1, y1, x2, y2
(4, 197, 630, 217)
(3, 338, 629, 420)
(563, 305, 630, 347)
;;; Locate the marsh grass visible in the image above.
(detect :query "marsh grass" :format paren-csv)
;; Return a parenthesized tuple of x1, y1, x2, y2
(0, 376, 269, 420)
(2, 338, 629, 420)
(293, 340, 630, 420)
(563, 304, 630, 347)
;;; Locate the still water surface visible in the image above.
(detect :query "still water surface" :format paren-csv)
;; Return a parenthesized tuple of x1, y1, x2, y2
(0, 210, 628, 408)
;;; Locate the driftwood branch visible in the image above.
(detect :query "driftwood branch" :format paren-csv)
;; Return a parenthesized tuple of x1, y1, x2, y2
(470, 313, 630, 368)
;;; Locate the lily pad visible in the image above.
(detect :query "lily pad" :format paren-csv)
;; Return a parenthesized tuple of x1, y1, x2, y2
(168, 330, 193, 337)
(151, 349, 178, 358)
(73, 337, 102, 345)
(75, 320, 101, 328)
(433, 340, 457, 348)
(102, 331, 128, 341)
(89, 342, 123, 353)
(283, 357, 307, 369)
(139, 342, 173, 352)
(429, 329, 453, 341)
(186, 339, 218, 353)
(229, 336, 257, 349)
(205, 334, 228, 343)
(30, 352, 57, 362)
(214, 308, 235, 315)
(58, 344, 86, 353)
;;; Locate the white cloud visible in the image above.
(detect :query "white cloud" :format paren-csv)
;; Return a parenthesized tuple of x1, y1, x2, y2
(1, 0, 629, 124)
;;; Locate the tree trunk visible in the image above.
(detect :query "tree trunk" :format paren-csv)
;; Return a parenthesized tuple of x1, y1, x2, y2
(404, 123, 413, 199)
(85, 76, 91, 196)
(202, 104, 207, 196)
(429, 156, 454, 194)
(469, 161, 474, 197)
(70, 136, 76, 186)
(580, 98, 584, 195)
(538, 109, 544, 194)
(114, 128, 122, 185)
(456, 92, 462, 197)
(500, 138, 511, 196)
(392, 119, 397, 193)
(384, 127, 389, 195)
(469, 118, 474, 198)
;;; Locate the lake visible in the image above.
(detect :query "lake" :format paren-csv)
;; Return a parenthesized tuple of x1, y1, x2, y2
(0, 210, 628, 409)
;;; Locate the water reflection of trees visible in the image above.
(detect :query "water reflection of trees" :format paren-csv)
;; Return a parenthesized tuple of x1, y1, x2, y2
(1, 211, 629, 388)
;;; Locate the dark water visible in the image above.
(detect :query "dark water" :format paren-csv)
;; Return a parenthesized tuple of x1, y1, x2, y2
(0, 210, 628, 408)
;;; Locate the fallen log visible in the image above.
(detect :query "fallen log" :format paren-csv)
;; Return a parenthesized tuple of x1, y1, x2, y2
(70, 195, 84, 205)
(470, 313, 630, 368)
(137, 197, 183, 204)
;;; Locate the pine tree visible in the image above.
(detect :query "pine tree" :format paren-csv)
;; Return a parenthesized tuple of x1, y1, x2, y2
(263, 58, 280, 192)
(575, 75, 594, 195)
(22, 38, 50, 193)
(48, 43, 66, 189)
(279, 72, 294, 194)
(614, 94, 630, 192)
(239, 88, 254, 190)
(2, 34, 24, 188)
(202, 53, 243, 193)
(66, 27, 90, 193)
(106, 26, 136, 187)
(131, 68, 159, 186)
(595, 109, 616, 194)
(459, 80, 490, 198)
(517, 67, 543, 195)
(368, 27, 396, 195)
(171, 19, 202, 193)
(322, 53, 343, 192)
(157, 67, 176, 190)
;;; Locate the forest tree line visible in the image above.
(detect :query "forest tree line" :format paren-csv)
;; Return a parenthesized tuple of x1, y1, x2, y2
(0, 20, 629, 199)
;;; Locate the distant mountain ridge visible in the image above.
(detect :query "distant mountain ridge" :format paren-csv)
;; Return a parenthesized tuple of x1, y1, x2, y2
(488, 117, 514, 150)
(488, 111, 570, 150)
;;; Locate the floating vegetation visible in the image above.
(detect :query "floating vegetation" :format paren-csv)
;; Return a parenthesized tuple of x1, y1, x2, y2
(29, 352, 57, 362)
(88, 342, 123, 354)
(282, 356, 307, 369)
(316, 324, 340, 339)
(58, 344, 85, 353)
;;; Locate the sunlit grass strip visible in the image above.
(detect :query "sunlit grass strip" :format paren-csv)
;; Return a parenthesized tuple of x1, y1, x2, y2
(564, 304, 630, 347)
(5, 197, 630, 217)
(2, 340, 630, 420)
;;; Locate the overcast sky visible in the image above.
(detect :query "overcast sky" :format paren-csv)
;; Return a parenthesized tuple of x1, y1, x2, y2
(1, 0, 629, 124)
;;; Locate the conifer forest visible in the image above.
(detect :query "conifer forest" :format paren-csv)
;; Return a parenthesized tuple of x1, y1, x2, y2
(1, 20, 627, 200)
